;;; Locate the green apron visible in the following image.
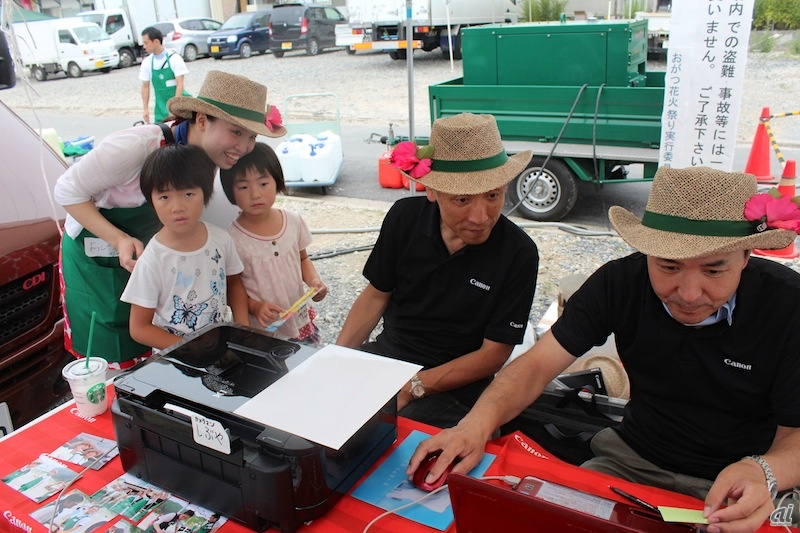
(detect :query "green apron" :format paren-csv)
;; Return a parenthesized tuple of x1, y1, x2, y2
(152, 52, 190, 122)
(61, 204, 161, 363)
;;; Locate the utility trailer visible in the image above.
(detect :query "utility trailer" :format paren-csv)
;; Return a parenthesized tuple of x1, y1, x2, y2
(427, 19, 665, 221)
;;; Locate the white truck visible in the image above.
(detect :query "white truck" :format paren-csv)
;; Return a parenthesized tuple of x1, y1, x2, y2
(79, 0, 212, 68)
(12, 17, 119, 81)
(336, 0, 520, 59)
(635, 10, 670, 57)
(634, 0, 671, 57)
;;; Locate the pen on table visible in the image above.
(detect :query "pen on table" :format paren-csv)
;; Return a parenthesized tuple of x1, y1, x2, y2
(609, 486, 661, 514)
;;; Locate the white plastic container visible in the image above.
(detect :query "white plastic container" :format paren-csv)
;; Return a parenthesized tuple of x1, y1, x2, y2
(300, 131, 343, 183)
(276, 134, 315, 182)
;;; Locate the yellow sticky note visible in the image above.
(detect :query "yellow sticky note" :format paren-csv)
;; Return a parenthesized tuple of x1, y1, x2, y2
(658, 506, 709, 524)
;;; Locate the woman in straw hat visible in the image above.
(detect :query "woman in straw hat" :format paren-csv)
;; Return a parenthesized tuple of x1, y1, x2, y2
(337, 113, 539, 429)
(409, 166, 800, 532)
(55, 70, 285, 370)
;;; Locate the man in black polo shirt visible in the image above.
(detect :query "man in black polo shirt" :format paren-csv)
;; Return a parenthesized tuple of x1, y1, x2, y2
(409, 166, 800, 533)
(336, 113, 538, 428)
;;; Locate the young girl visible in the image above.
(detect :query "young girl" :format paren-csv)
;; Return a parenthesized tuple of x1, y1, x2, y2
(121, 144, 248, 351)
(220, 143, 327, 346)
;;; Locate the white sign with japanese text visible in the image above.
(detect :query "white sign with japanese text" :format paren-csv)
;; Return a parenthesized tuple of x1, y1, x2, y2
(659, 0, 755, 170)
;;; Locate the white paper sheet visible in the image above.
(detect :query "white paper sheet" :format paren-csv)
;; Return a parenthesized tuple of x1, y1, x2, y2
(233, 345, 421, 450)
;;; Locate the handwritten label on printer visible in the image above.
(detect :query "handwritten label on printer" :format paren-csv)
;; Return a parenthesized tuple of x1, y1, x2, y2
(165, 403, 231, 454)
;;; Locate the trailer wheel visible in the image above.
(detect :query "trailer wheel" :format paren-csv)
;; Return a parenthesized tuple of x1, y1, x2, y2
(67, 62, 83, 78)
(32, 66, 47, 82)
(389, 49, 406, 60)
(118, 49, 135, 68)
(508, 157, 578, 222)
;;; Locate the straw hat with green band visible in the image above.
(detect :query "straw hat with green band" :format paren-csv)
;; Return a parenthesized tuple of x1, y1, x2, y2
(609, 166, 796, 260)
(408, 113, 532, 195)
(168, 70, 286, 138)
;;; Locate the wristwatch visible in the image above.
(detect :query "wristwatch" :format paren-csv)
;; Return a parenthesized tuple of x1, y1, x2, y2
(410, 373, 426, 399)
(745, 455, 778, 499)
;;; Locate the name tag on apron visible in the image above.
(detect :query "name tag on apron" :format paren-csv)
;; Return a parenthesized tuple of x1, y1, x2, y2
(165, 79, 177, 87)
(84, 237, 119, 257)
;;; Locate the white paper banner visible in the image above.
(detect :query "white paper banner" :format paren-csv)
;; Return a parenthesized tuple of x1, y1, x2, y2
(659, 0, 755, 170)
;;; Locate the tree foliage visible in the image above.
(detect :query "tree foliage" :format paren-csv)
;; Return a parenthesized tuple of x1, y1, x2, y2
(518, 0, 569, 22)
(752, 0, 800, 30)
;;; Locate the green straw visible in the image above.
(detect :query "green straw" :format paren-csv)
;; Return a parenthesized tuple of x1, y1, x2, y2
(85, 311, 96, 369)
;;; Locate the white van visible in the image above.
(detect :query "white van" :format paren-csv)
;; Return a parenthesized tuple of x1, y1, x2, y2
(12, 17, 119, 81)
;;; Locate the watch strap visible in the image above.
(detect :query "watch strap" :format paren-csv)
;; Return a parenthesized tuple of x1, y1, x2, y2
(745, 455, 778, 498)
(410, 373, 425, 399)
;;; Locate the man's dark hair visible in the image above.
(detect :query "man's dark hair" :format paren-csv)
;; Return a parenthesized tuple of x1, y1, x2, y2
(140, 144, 216, 206)
(141, 26, 163, 44)
(220, 142, 286, 204)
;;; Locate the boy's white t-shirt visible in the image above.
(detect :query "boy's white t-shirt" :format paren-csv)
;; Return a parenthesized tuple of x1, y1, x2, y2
(121, 222, 244, 338)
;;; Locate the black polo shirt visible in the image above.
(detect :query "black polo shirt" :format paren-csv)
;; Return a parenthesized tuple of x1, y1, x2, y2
(552, 253, 800, 480)
(364, 196, 539, 372)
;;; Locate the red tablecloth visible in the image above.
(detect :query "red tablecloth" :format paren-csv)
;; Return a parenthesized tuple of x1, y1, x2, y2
(0, 386, 791, 533)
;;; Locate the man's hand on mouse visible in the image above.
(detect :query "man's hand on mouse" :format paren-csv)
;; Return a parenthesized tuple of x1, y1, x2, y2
(406, 422, 489, 484)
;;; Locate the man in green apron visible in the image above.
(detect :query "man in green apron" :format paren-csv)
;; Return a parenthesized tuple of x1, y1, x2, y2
(139, 26, 190, 124)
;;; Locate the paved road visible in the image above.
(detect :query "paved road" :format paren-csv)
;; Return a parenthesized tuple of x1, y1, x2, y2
(14, 111, 800, 229)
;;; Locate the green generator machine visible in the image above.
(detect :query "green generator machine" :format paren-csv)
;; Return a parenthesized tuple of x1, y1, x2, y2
(429, 19, 665, 221)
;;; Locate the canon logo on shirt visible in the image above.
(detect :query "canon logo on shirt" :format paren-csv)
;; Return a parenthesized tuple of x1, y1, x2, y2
(724, 358, 752, 371)
(470, 278, 490, 291)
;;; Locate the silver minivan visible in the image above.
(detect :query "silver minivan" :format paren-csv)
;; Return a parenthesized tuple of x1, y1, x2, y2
(155, 17, 222, 62)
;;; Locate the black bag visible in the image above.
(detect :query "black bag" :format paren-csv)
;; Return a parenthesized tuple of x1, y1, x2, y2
(500, 387, 623, 466)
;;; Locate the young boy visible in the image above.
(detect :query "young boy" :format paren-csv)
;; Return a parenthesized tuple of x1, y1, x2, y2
(121, 144, 248, 351)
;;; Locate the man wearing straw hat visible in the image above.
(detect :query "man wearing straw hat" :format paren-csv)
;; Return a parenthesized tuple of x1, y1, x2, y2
(55, 70, 285, 370)
(337, 113, 539, 429)
(409, 166, 800, 532)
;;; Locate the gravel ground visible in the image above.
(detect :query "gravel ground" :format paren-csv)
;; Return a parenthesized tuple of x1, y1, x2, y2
(3, 33, 800, 347)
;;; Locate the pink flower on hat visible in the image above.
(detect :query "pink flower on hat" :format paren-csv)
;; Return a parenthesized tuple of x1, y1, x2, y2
(390, 141, 433, 179)
(744, 188, 800, 232)
(265, 105, 283, 134)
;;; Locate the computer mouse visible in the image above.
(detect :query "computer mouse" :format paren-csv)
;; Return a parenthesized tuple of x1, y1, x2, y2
(412, 452, 458, 492)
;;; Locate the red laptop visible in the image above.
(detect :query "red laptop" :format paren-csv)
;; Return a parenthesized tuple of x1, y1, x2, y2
(448, 473, 700, 532)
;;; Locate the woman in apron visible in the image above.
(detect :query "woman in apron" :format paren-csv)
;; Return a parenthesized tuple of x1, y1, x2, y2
(55, 70, 286, 369)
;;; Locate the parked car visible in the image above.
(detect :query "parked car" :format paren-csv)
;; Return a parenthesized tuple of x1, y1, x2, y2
(269, 3, 346, 57)
(0, 31, 73, 432)
(207, 9, 271, 59)
(153, 17, 222, 62)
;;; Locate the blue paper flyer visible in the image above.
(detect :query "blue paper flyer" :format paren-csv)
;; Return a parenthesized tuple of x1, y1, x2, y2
(351, 430, 495, 531)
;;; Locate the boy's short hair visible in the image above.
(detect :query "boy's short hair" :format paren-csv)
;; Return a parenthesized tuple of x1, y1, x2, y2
(140, 144, 216, 206)
(141, 26, 163, 44)
(220, 142, 286, 204)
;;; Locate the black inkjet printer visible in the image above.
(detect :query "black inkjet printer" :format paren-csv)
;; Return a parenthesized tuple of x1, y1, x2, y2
(112, 324, 397, 532)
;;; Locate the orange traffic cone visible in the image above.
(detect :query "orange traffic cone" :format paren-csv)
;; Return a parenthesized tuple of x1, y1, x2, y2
(753, 159, 799, 259)
(778, 160, 797, 198)
(745, 107, 774, 183)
